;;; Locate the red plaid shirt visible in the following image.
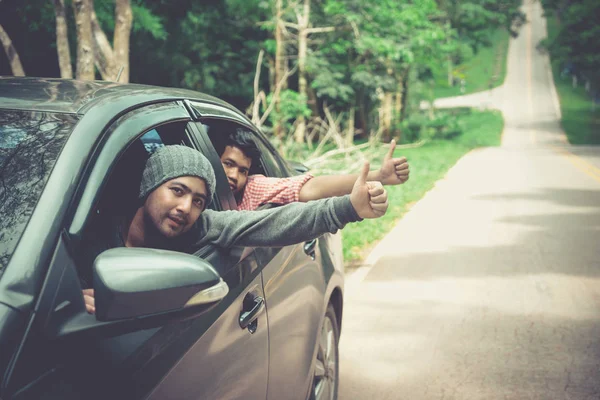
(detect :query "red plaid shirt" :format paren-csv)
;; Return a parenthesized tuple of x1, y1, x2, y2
(238, 174, 314, 211)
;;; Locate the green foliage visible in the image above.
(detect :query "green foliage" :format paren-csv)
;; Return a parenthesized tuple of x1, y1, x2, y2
(131, 4, 167, 40)
(309, 57, 355, 105)
(266, 90, 312, 129)
(0, 0, 522, 143)
(544, 9, 600, 145)
(432, 27, 510, 98)
(399, 109, 466, 143)
(542, 0, 600, 88)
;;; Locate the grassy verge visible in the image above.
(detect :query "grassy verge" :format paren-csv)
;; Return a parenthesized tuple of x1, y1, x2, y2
(432, 28, 510, 99)
(545, 13, 600, 145)
(341, 109, 504, 264)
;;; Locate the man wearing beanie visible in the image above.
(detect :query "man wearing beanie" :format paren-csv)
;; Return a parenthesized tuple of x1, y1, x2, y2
(82, 145, 388, 314)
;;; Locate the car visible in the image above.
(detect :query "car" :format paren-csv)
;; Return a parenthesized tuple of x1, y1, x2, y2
(0, 77, 344, 400)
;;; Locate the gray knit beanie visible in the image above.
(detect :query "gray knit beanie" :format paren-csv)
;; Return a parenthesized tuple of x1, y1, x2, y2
(139, 145, 216, 203)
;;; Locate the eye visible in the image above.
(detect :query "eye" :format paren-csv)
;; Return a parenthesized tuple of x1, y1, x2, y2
(193, 198, 205, 209)
(171, 187, 183, 195)
(223, 161, 233, 167)
(240, 169, 249, 176)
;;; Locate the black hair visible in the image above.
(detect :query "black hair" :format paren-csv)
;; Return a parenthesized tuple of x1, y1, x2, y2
(223, 128, 261, 166)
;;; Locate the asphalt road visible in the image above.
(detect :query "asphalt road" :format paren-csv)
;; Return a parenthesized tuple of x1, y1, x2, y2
(338, 1, 600, 399)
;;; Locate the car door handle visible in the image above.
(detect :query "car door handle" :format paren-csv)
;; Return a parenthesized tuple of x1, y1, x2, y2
(239, 296, 265, 330)
(304, 239, 317, 260)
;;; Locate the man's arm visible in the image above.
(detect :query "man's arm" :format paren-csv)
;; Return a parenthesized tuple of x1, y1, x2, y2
(195, 162, 388, 249)
(298, 139, 409, 202)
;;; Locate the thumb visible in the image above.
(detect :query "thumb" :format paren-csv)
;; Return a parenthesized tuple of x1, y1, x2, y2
(355, 161, 370, 186)
(384, 139, 396, 161)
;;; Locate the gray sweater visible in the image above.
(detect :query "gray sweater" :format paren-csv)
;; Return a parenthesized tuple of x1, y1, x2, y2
(192, 195, 360, 248)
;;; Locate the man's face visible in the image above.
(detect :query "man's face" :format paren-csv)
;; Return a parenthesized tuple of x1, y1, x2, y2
(220, 145, 252, 197)
(144, 176, 208, 238)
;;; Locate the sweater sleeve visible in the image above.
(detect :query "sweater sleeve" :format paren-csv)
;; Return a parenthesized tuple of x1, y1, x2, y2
(192, 195, 360, 249)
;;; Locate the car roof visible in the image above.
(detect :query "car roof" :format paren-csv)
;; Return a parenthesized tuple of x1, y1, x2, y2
(0, 76, 233, 115)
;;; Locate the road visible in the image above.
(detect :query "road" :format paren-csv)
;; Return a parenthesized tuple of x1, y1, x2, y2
(338, 1, 600, 399)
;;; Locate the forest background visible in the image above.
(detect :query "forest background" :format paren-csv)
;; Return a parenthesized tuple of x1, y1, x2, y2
(3, 0, 595, 262)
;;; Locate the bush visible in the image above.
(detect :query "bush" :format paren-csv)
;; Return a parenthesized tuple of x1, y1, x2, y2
(399, 110, 466, 143)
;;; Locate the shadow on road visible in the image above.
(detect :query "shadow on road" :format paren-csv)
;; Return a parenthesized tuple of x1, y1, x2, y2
(340, 301, 600, 399)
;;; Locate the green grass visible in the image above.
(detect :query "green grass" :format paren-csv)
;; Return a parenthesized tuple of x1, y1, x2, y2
(432, 29, 510, 99)
(545, 14, 600, 145)
(340, 109, 504, 264)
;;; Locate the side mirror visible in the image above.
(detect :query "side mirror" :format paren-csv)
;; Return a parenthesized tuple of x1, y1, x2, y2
(287, 160, 310, 174)
(94, 248, 229, 321)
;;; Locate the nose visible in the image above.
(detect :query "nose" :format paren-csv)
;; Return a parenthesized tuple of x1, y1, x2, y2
(176, 195, 193, 215)
(226, 169, 237, 183)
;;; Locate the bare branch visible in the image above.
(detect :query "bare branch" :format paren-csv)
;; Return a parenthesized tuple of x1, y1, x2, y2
(91, 9, 118, 80)
(350, 20, 360, 39)
(305, 26, 335, 34)
(282, 21, 300, 30)
(251, 49, 265, 123)
(0, 23, 25, 76)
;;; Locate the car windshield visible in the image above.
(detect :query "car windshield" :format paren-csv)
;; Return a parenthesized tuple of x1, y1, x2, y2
(0, 110, 78, 275)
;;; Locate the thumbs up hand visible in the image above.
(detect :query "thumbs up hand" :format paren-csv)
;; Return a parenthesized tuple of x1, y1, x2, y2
(378, 139, 409, 185)
(350, 162, 389, 219)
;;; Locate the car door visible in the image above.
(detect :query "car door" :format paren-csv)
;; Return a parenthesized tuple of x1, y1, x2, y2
(248, 134, 331, 400)
(3, 101, 268, 400)
(187, 104, 330, 399)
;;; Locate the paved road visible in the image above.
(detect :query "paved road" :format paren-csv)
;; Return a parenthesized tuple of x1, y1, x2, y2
(338, 1, 600, 399)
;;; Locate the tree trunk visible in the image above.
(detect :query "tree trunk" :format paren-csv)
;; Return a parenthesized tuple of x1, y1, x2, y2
(273, 0, 285, 138)
(295, 0, 310, 144)
(447, 55, 453, 87)
(0, 24, 25, 76)
(91, 10, 118, 80)
(113, 0, 132, 82)
(357, 93, 368, 140)
(73, 0, 94, 80)
(52, 0, 73, 78)
(377, 87, 393, 143)
(394, 72, 405, 137)
(345, 106, 355, 146)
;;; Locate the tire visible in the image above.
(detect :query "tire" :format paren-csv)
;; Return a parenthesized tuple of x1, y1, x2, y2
(309, 303, 339, 400)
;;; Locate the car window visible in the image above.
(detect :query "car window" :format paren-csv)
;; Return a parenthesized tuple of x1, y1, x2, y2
(201, 119, 285, 178)
(0, 110, 78, 275)
(201, 120, 266, 176)
(75, 121, 210, 286)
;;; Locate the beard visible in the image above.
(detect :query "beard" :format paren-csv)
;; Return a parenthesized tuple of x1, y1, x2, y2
(142, 209, 186, 249)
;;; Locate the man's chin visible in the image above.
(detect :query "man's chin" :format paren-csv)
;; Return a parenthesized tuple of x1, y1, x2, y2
(159, 224, 184, 238)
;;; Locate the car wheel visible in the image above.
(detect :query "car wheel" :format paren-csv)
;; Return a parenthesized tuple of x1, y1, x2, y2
(310, 303, 339, 400)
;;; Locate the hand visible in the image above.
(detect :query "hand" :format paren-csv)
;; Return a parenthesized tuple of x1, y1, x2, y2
(350, 162, 389, 219)
(378, 139, 409, 185)
(83, 288, 95, 314)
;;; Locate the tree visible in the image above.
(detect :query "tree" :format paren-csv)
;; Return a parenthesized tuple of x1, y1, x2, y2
(0, 23, 25, 76)
(52, 0, 73, 78)
(542, 0, 600, 89)
(72, 0, 94, 80)
(51, 0, 133, 81)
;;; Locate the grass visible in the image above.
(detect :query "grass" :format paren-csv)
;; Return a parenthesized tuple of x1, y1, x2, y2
(339, 109, 504, 264)
(432, 28, 510, 99)
(545, 13, 600, 145)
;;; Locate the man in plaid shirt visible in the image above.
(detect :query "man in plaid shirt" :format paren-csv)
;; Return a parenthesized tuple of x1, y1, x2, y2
(220, 129, 410, 211)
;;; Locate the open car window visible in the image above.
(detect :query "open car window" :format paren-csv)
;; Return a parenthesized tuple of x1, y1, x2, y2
(200, 119, 286, 179)
(75, 121, 214, 286)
